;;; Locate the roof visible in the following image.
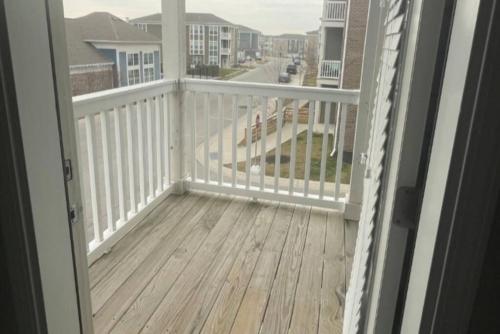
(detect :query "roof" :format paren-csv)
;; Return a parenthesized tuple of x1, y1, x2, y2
(131, 12, 235, 26)
(306, 29, 319, 35)
(66, 12, 160, 44)
(237, 24, 261, 34)
(275, 33, 307, 40)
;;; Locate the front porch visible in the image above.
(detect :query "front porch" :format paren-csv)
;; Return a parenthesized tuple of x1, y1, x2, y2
(89, 191, 357, 334)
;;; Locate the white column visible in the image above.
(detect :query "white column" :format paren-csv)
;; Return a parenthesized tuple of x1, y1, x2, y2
(162, 0, 186, 193)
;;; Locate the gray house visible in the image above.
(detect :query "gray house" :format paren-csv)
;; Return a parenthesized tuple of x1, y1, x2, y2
(66, 12, 162, 96)
(237, 24, 261, 58)
(130, 13, 239, 68)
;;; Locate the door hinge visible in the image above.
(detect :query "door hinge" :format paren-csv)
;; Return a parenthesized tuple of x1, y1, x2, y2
(69, 205, 78, 225)
(393, 186, 420, 229)
(64, 159, 73, 182)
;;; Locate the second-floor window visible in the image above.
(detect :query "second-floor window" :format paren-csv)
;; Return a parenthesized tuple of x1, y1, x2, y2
(127, 53, 140, 85)
(208, 26, 219, 65)
(143, 52, 155, 82)
(190, 24, 204, 55)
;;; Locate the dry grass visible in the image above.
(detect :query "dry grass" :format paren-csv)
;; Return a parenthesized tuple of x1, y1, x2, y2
(231, 131, 351, 184)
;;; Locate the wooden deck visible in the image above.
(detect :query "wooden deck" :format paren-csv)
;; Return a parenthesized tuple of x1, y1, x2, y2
(89, 192, 357, 334)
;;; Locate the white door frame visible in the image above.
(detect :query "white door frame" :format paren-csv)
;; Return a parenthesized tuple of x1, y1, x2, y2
(4, 0, 85, 332)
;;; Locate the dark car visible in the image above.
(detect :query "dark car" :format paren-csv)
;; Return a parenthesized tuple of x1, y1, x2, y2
(287, 64, 298, 75)
(278, 72, 291, 83)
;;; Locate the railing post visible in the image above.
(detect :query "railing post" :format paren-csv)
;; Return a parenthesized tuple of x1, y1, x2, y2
(162, 0, 186, 193)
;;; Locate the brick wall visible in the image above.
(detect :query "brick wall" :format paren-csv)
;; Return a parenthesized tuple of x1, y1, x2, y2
(342, 0, 369, 153)
(70, 67, 114, 97)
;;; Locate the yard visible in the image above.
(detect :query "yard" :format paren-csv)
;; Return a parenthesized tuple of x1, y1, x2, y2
(232, 130, 352, 184)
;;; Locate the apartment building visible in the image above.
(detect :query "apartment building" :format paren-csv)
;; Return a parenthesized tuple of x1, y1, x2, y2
(271, 34, 308, 58)
(237, 25, 262, 59)
(316, 0, 369, 156)
(65, 12, 161, 96)
(131, 13, 238, 68)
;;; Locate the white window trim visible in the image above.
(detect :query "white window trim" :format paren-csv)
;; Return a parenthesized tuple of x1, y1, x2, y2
(127, 52, 141, 85)
(189, 24, 205, 56)
(143, 52, 155, 82)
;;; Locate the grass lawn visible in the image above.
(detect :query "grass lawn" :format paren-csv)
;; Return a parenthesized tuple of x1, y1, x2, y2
(219, 68, 247, 80)
(231, 130, 351, 184)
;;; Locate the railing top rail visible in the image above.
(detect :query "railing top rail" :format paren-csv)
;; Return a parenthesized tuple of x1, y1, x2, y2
(183, 78, 360, 104)
(72, 79, 177, 119)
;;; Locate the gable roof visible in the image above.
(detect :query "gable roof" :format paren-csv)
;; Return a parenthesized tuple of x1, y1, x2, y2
(275, 33, 307, 40)
(131, 12, 235, 26)
(237, 24, 261, 34)
(67, 12, 160, 44)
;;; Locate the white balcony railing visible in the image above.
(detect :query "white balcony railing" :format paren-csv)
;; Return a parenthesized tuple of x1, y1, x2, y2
(319, 60, 342, 79)
(220, 47, 230, 55)
(73, 79, 359, 262)
(220, 32, 231, 40)
(324, 0, 347, 21)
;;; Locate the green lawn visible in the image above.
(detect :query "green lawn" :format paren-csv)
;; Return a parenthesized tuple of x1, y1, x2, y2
(232, 131, 351, 184)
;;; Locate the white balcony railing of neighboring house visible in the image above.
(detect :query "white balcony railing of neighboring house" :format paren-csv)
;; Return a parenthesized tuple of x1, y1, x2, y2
(73, 78, 360, 262)
(323, 0, 347, 21)
(220, 32, 231, 40)
(319, 60, 342, 79)
(220, 47, 230, 55)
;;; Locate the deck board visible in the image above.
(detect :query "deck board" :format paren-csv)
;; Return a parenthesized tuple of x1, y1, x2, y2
(89, 192, 352, 334)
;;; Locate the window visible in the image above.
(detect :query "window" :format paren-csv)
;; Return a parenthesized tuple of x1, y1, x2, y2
(189, 24, 205, 56)
(127, 53, 140, 85)
(208, 26, 219, 65)
(136, 23, 147, 32)
(143, 52, 155, 82)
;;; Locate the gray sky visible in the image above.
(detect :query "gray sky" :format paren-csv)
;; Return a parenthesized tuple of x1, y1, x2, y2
(63, 0, 323, 35)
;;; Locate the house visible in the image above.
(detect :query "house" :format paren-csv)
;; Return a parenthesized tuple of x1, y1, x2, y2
(237, 24, 262, 59)
(272, 33, 308, 58)
(65, 12, 161, 96)
(130, 13, 239, 68)
(259, 35, 274, 58)
(5, 1, 499, 334)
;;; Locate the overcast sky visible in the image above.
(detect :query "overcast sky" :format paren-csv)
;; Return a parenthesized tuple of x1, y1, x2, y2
(63, 0, 323, 35)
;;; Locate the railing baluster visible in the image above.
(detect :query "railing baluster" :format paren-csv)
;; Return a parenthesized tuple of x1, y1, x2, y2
(190, 92, 197, 182)
(163, 93, 171, 185)
(146, 98, 154, 201)
(113, 107, 126, 224)
(274, 98, 283, 192)
(155, 97, 163, 194)
(217, 94, 224, 185)
(289, 100, 299, 195)
(304, 100, 315, 196)
(260, 96, 268, 190)
(137, 100, 146, 208)
(204, 93, 210, 183)
(85, 115, 102, 244)
(125, 104, 136, 216)
(245, 96, 252, 189)
(335, 103, 347, 200)
(319, 103, 331, 199)
(99, 110, 114, 234)
(231, 95, 238, 187)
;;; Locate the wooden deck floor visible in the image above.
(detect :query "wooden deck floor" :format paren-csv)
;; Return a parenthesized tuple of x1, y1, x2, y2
(89, 192, 357, 334)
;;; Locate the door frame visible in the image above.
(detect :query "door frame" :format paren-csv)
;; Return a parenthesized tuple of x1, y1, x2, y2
(3, 0, 90, 332)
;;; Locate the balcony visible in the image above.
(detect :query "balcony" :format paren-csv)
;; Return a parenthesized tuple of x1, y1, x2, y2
(220, 32, 231, 40)
(322, 0, 347, 27)
(73, 79, 361, 332)
(220, 47, 230, 55)
(319, 60, 342, 80)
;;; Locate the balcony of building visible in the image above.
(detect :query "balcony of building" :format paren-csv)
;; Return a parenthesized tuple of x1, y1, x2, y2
(321, 0, 347, 28)
(73, 77, 363, 333)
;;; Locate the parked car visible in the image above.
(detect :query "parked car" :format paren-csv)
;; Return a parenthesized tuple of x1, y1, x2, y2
(278, 72, 291, 83)
(287, 64, 298, 75)
(293, 57, 301, 65)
